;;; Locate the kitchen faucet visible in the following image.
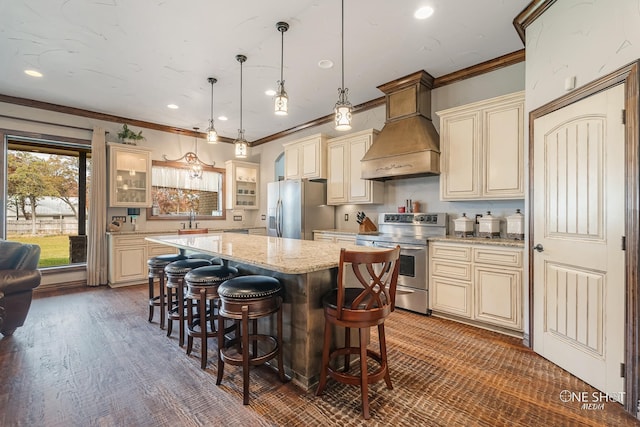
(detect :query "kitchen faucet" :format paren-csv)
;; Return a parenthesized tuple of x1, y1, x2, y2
(188, 210, 195, 229)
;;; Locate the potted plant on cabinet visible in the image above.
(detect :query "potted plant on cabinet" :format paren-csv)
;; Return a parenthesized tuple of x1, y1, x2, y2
(117, 124, 145, 145)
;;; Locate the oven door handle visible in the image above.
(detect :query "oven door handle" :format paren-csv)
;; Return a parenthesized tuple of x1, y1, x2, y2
(374, 243, 425, 251)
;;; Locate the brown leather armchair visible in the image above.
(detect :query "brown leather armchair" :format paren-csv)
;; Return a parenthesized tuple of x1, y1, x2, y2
(0, 240, 42, 336)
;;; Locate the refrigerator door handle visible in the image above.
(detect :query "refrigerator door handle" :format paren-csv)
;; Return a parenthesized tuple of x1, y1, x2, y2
(276, 199, 282, 237)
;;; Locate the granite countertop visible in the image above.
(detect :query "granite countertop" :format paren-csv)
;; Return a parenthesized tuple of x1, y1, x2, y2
(428, 235, 525, 248)
(145, 233, 380, 275)
(107, 226, 265, 236)
(312, 229, 358, 235)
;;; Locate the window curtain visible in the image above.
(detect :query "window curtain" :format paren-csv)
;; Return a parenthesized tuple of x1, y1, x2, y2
(86, 126, 107, 286)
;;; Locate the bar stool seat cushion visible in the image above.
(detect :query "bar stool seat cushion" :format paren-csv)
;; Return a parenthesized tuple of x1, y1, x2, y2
(187, 254, 224, 265)
(218, 276, 281, 300)
(185, 265, 239, 284)
(148, 253, 187, 268)
(165, 259, 212, 275)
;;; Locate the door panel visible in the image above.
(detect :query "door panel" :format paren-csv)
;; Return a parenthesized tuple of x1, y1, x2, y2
(533, 84, 625, 401)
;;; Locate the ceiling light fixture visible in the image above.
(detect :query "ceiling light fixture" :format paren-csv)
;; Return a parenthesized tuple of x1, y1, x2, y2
(167, 104, 179, 109)
(414, 6, 434, 19)
(24, 69, 43, 78)
(234, 54, 249, 159)
(274, 21, 290, 116)
(206, 77, 218, 143)
(162, 127, 214, 179)
(334, 0, 352, 131)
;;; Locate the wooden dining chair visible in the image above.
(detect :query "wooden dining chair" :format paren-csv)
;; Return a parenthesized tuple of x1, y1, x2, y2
(316, 245, 401, 419)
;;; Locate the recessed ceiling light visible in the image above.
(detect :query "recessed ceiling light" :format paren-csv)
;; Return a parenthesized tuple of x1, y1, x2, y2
(265, 89, 276, 96)
(24, 69, 43, 77)
(218, 116, 228, 121)
(318, 59, 334, 69)
(167, 104, 179, 109)
(414, 6, 434, 19)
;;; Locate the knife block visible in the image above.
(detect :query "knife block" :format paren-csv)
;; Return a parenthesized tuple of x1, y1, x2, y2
(358, 217, 377, 233)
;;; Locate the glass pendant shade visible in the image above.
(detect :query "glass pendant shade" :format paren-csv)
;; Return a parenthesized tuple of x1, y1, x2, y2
(206, 77, 218, 144)
(274, 81, 288, 115)
(206, 121, 218, 143)
(334, 89, 352, 131)
(234, 130, 248, 159)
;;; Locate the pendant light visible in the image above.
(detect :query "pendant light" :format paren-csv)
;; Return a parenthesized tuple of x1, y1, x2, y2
(234, 54, 249, 159)
(206, 77, 218, 143)
(274, 21, 289, 116)
(334, 0, 352, 131)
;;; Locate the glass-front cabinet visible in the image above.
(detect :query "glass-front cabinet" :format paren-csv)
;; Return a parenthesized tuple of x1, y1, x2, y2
(225, 160, 259, 210)
(108, 142, 153, 208)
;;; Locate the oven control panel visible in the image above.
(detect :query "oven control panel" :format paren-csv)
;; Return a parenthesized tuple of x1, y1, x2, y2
(381, 213, 446, 226)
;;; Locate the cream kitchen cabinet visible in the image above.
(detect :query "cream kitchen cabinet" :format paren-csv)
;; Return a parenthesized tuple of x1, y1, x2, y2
(225, 160, 259, 210)
(313, 231, 357, 244)
(283, 133, 328, 180)
(108, 142, 153, 207)
(429, 240, 523, 335)
(437, 91, 525, 200)
(107, 233, 178, 287)
(327, 129, 384, 205)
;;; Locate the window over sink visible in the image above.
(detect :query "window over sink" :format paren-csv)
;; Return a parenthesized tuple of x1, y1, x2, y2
(146, 160, 226, 220)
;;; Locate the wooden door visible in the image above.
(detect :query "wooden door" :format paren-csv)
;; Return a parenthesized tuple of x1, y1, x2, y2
(533, 84, 625, 401)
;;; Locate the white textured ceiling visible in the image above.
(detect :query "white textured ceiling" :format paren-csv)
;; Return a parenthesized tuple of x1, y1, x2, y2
(0, 0, 528, 141)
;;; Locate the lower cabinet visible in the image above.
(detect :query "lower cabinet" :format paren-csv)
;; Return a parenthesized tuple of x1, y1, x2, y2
(108, 233, 177, 287)
(429, 241, 523, 335)
(313, 231, 357, 245)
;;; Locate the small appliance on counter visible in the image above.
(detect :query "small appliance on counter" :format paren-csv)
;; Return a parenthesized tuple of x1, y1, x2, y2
(506, 209, 525, 240)
(453, 213, 475, 237)
(478, 211, 501, 238)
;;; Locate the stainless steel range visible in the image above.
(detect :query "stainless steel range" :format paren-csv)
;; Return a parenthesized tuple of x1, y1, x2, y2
(355, 212, 447, 314)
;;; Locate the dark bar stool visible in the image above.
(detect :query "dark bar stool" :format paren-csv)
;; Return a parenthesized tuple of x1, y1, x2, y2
(165, 258, 213, 346)
(147, 253, 187, 328)
(184, 265, 239, 369)
(216, 275, 286, 405)
(315, 246, 401, 419)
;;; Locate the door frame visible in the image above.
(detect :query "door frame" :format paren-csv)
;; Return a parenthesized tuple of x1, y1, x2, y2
(528, 60, 640, 416)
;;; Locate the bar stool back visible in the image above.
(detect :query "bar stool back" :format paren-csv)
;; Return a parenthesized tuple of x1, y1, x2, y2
(315, 246, 401, 419)
(147, 253, 187, 328)
(216, 275, 286, 405)
(184, 265, 239, 369)
(165, 258, 213, 346)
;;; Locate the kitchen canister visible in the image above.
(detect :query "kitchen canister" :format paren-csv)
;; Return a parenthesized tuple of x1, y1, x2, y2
(453, 213, 475, 237)
(478, 211, 501, 238)
(506, 208, 525, 240)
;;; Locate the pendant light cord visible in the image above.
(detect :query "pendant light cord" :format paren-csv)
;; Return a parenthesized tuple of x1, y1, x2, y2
(341, 0, 345, 92)
(240, 60, 243, 131)
(280, 29, 284, 83)
(210, 81, 214, 123)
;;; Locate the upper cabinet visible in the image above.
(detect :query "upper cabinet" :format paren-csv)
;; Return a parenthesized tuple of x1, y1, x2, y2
(283, 133, 328, 180)
(108, 142, 153, 208)
(225, 160, 259, 210)
(437, 91, 525, 200)
(327, 129, 384, 205)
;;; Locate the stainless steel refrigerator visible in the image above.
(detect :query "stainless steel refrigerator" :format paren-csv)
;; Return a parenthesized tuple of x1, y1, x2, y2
(267, 179, 335, 240)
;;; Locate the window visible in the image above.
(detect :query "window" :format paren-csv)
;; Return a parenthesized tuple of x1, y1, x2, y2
(2, 134, 91, 268)
(146, 160, 226, 220)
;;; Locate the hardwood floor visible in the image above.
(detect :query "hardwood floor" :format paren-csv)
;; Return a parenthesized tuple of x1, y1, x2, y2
(1, 285, 637, 426)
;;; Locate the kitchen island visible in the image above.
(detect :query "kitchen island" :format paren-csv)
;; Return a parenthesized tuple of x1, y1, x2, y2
(146, 232, 375, 390)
